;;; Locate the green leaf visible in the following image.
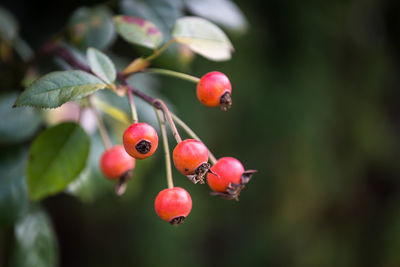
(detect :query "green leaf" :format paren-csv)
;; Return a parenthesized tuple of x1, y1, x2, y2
(120, 0, 183, 40)
(0, 92, 41, 144)
(172, 16, 234, 61)
(120, 0, 194, 69)
(15, 70, 106, 109)
(0, 6, 18, 42)
(185, 0, 248, 34)
(67, 132, 112, 203)
(119, 0, 189, 70)
(26, 122, 90, 201)
(0, 147, 29, 227)
(114, 15, 163, 49)
(10, 207, 58, 267)
(87, 47, 116, 84)
(68, 6, 115, 50)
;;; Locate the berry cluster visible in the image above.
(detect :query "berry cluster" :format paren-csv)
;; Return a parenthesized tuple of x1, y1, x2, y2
(99, 71, 256, 225)
(9, 9, 256, 227)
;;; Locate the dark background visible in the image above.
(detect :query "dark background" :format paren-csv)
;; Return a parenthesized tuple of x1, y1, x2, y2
(2, 0, 400, 266)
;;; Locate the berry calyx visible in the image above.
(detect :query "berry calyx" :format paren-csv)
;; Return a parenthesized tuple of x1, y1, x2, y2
(100, 145, 136, 180)
(196, 71, 232, 110)
(173, 139, 209, 184)
(154, 187, 192, 224)
(207, 157, 256, 200)
(123, 122, 158, 159)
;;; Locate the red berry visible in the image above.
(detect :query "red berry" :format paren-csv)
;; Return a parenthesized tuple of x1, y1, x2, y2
(197, 71, 232, 109)
(154, 187, 192, 224)
(100, 145, 136, 180)
(207, 157, 244, 192)
(173, 139, 209, 176)
(123, 122, 158, 159)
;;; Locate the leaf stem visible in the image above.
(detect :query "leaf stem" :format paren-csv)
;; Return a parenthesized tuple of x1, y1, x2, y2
(171, 113, 217, 165)
(152, 99, 182, 143)
(145, 39, 176, 62)
(143, 68, 200, 83)
(155, 108, 174, 189)
(127, 89, 138, 123)
(88, 97, 112, 150)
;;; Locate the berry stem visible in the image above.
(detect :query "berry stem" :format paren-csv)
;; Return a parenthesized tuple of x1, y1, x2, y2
(143, 68, 200, 84)
(153, 99, 182, 143)
(171, 113, 218, 165)
(127, 89, 139, 123)
(155, 108, 174, 189)
(144, 39, 176, 62)
(88, 97, 112, 150)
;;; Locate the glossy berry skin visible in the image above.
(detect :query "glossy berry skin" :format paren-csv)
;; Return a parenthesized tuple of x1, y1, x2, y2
(154, 187, 192, 224)
(197, 71, 232, 107)
(123, 122, 158, 159)
(173, 139, 209, 175)
(207, 157, 244, 192)
(100, 145, 136, 180)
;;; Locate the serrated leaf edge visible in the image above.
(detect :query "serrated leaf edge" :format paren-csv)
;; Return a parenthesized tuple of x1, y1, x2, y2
(15, 70, 107, 109)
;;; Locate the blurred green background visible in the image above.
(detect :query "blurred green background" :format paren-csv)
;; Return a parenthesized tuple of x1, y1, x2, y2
(1, 0, 400, 266)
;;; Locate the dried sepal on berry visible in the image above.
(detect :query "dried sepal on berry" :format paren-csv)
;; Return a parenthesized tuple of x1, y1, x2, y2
(219, 92, 232, 111)
(185, 162, 212, 184)
(210, 170, 257, 201)
(170, 216, 185, 225)
(114, 169, 134, 196)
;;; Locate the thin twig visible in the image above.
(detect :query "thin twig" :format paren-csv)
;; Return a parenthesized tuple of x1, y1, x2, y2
(171, 113, 217, 165)
(28, 42, 91, 72)
(155, 108, 174, 189)
(144, 39, 176, 62)
(152, 99, 182, 143)
(127, 89, 138, 123)
(143, 68, 200, 83)
(88, 97, 112, 150)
